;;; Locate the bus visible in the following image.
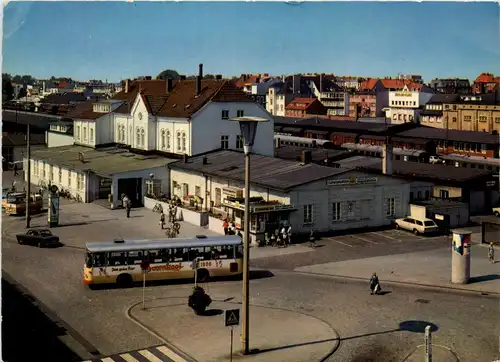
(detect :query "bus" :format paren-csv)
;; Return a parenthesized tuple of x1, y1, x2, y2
(5, 193, 43, 216)
(83, 235, 243, 287)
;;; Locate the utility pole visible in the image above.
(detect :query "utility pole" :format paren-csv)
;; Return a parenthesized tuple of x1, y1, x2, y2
(26, 124, 31, 228)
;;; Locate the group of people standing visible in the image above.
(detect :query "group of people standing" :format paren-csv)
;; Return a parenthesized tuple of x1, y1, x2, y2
(223, 220, 242, 238)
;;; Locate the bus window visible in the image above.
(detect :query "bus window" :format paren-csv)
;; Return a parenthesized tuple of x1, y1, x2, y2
(92, 253, 106, 267)
(172, 248, 188, 262)
(189, 247, 204, 260)
(210, 246, 222, 259)
(109, 252, 127, 266)
(203, 247, 213, 260)
(85, 253, 92, 268)
(146, 249, 162, 263)
(235, 245, 243, 258)
(220, 245, 233, 259)
(128, 250, 144, 265)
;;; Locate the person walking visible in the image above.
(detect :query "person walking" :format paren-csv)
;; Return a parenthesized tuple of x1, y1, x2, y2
(13, 164, 18, 176)
(160, 211, 165, 230)
(223, 219, 229, 235)
(125, 197, 131, 218)
(287, 225, 292, 245)
(488, 242, 495, 264)
(370, 272, 380, 295)
(309, 229, 316, 248)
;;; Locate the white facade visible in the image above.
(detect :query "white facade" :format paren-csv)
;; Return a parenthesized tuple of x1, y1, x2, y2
(170, 167, 411, 234)
(112, 94, 275, 157)
(266, 87, 291, 117)
(46, 131, 73, 148)
(386, 86, 434, 124)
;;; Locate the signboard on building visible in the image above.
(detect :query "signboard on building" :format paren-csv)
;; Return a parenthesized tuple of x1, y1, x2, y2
(222, 199, 295, 213)
(395, 92, 412, 97)
(326, 177, 378, 186)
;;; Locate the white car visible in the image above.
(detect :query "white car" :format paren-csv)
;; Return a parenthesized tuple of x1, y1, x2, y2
(394, 217, 439, 235)
(429, 156, 444, 164)
(494, 207, 500, 217)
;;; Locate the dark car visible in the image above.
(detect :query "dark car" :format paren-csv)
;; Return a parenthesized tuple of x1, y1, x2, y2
(16, 229, 60, 248)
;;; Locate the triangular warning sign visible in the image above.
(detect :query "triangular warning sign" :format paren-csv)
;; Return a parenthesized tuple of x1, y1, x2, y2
(227, 312, 238, 324)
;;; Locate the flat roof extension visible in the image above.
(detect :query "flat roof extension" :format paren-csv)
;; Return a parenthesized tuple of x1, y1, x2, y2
(169, 150, 351, 192)
(31, 145, 177, 177)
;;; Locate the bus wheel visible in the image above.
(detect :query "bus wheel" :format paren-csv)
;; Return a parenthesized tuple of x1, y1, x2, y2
(116, 274, 133, 288)
(197, 269, 210, 283)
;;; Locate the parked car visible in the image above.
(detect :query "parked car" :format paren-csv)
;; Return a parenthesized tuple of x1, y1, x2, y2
(429, 156, 444, 164)
(394, 216, 439, 236)
(493, 207, 500, 217)
(16, 229, 60, 248)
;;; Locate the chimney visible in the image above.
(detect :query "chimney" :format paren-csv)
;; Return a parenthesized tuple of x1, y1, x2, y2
(167, 78, 173, 93)
(183, 154, 189, 163)
(319, 74, 323, 93)
(199, 63, 203, 79)
(275, 137, 281, 149)
(215, 74, 222, 80)
(125, 79, 129, 93)
(382, 137, 393, 175)
(301, 150, 312, 164)
(202, 157, 208, 165)
(196, 76, 201, 95)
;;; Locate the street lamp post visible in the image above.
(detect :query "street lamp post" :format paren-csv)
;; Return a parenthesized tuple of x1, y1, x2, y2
(229, 116, 269, 355)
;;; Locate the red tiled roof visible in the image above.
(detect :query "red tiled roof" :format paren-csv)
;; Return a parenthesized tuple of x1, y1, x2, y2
(58, 81, 69, 89)
(65, 101, 105, 120)
(113, 79, 252, 118)
(286, 98, 317, 110)
(359, 79, 379, 90)
(474, 73, 495, 83)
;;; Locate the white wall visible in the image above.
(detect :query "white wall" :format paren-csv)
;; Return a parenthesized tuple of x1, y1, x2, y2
(74, 117, 110, 147)
(46, 131, 74, 148)
(190, 102, 275, 157)
(290, 171, 410, 233)
(156, 118, 190, 154)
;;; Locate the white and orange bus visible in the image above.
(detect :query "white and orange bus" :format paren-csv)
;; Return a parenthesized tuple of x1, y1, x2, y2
(83, 235, 243, 288)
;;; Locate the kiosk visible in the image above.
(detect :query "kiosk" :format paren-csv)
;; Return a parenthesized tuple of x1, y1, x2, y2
(451, 229, 472, 284)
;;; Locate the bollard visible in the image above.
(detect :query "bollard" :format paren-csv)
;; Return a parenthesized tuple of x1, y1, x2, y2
(425, 325, 432, 362)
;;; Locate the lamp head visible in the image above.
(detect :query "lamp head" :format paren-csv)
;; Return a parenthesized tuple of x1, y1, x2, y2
(228, 116, 269, 154)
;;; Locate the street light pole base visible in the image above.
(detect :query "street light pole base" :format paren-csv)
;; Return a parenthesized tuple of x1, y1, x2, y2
(239, 348, 260, 356)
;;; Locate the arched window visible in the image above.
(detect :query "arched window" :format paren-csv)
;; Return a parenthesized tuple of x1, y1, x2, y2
(177, 132, 181, 151)
(166, 130, 171, 149)
(140, 128, 145, 147)
(161, 129, 166, 149)
(136, 127, 141, 146)
(121, 125, 125, 142)
(182, 132, 187, 152)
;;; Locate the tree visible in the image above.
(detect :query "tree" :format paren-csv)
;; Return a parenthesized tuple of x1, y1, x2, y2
(203, 74, 215, 80)
(2, 78, 14, 101)
(12, 75, 22, 84)
(17, 87, 27, 99)
(156, 69, 180, 80)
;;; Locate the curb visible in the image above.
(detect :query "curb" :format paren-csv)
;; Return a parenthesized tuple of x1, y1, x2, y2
(401, 343, 460, 362)
(291, 270, 500, 297)
(126, 301, 197, 362)
(126, 298, 341, 362)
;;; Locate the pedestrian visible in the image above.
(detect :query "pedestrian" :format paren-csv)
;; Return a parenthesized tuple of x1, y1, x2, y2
(223, 219, 229, 235)
(309, 229, 316, 248)
(231, 222, 237, 235)
(13, 164, 18, 176)
(488, 242, 495, 264)
(160, 211, 165, 229)
(126, 199, 131, 218)
(287, 225, 292, 245)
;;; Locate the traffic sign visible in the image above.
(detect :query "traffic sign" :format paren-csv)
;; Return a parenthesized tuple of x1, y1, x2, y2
(140, 260, 150, 271)
(225, 309, 240, 327)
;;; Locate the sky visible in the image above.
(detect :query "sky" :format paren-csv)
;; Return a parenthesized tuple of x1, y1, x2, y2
(2, 1, 500, 83)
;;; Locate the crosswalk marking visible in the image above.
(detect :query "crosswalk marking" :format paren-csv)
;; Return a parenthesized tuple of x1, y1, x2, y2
(157, 346, 186, 362)
(139, 349, 163, 362)
(82, 344, 186, 362)
(119, 353, 140, 362)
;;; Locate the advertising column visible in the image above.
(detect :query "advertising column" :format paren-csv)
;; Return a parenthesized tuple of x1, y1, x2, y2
(451, 229, 472, 284)
(47, 185, 60, 228)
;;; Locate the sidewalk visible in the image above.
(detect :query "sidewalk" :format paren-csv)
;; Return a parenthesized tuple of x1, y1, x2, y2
(128, 297, 339, 362)
(295, 246, 500, 294)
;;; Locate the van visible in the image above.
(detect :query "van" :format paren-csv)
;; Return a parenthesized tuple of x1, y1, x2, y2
(394, 216, 439, 236)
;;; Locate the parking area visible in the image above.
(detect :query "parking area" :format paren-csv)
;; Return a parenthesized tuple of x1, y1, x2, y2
(324, 228, 448, 249)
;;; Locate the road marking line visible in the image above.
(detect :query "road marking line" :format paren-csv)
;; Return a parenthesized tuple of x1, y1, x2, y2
(138, 349, 163, 362)
(350, 234, 377, 244)
(157, 346, 186, 362)
(101, 358, 115, 362)
(327, 237, 354, 248)
(120, 353, 140, 362)
(371, 231, 397, 241)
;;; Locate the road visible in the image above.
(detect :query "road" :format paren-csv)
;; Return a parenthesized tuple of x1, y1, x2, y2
(1, 183, 498, 361)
